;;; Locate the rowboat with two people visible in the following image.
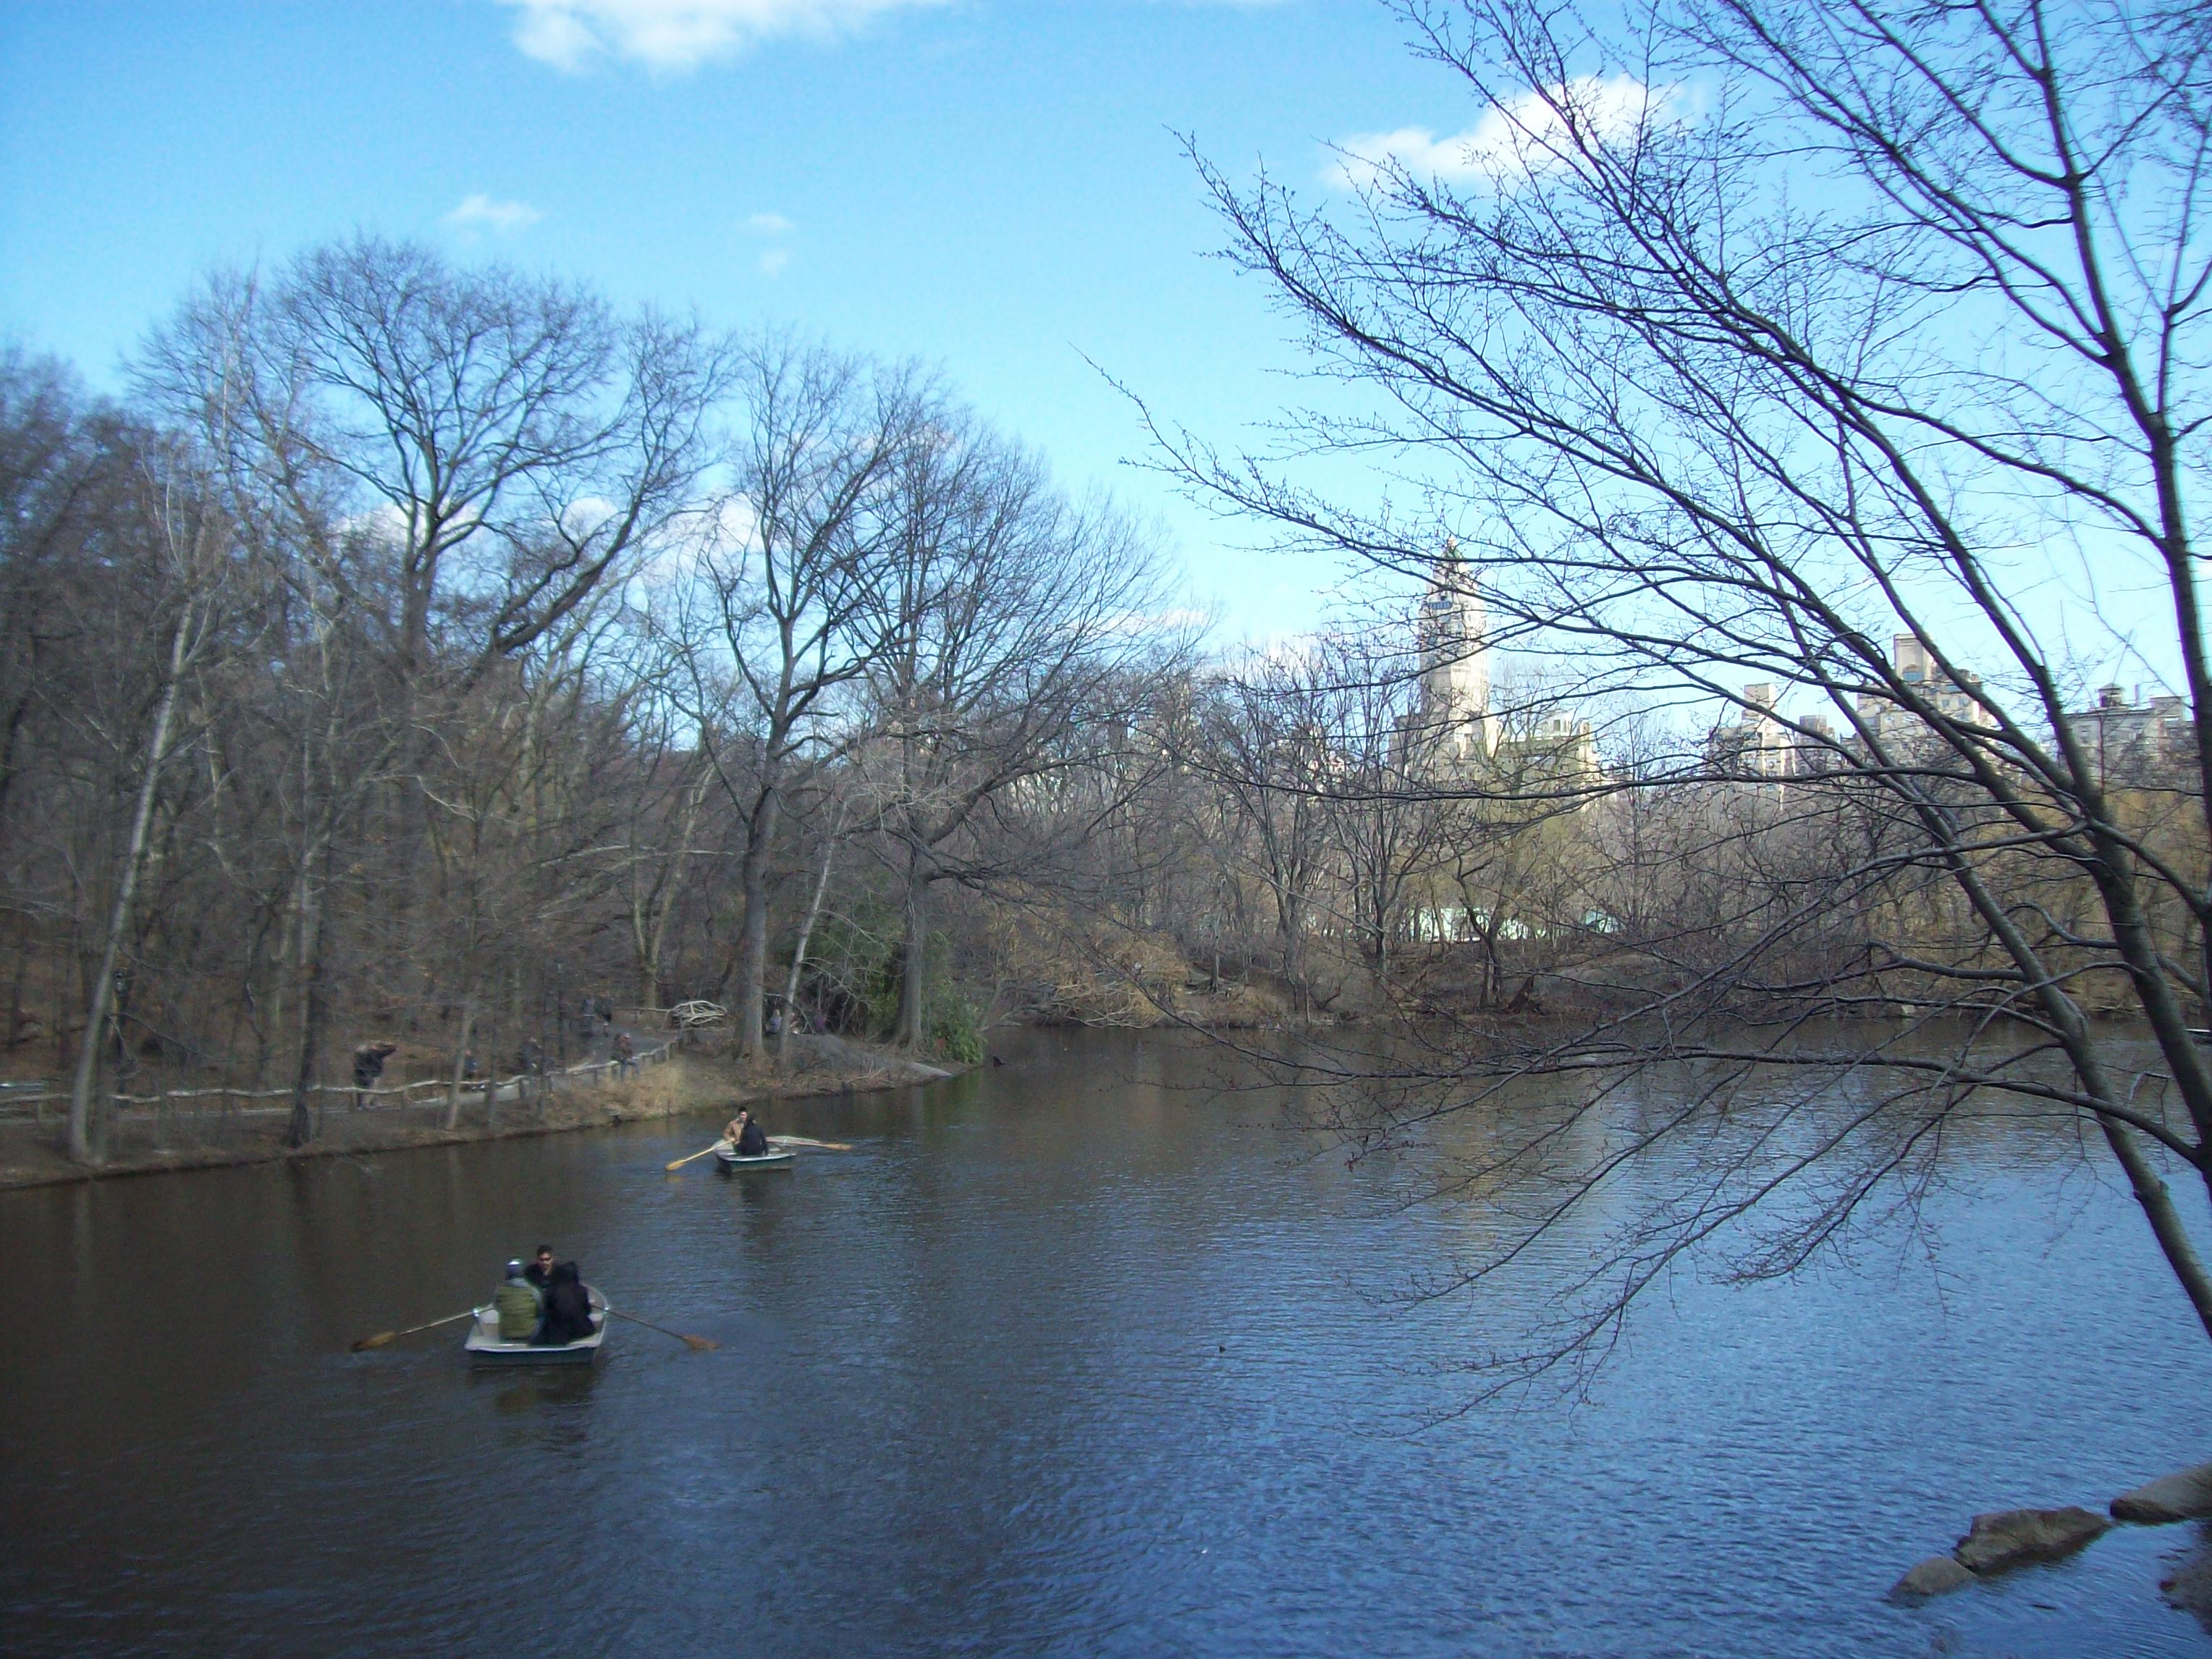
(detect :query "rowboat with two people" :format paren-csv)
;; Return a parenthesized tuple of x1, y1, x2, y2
(350, 1257, 717, 1362)
(465, 1254, 609, 1367)
(714, 1144, 795, 1170)
(664, 1115, 854, 1175)
(713, 1105, 794, 1172)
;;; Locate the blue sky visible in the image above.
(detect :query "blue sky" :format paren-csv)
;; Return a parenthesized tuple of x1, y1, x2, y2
(0, 0, 1478, 641)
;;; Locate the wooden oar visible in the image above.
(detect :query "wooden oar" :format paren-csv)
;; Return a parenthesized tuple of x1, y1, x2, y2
(767, 1134, 853, 1152)
(609, 1308, 718, 1351)
(664, 1139, 730, 1172)
(350, 1308, 476, 1352)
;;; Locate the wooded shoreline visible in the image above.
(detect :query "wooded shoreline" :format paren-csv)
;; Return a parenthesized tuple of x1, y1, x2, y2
(0, 1037, 961, 1191)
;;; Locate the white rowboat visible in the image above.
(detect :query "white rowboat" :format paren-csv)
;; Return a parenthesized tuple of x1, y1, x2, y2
(464, 1285, 609, 1367)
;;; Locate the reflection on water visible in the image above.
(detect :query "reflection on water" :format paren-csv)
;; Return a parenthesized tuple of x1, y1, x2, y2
(483, 1367, 600, 1419)
(3, 1026, 2208, 1658)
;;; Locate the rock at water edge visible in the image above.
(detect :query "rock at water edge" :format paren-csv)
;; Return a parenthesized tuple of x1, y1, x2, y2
(1890, 1555, 1976, 1600)
(1954, 1507, 2113, 1574)
(2161, 1533, 2212, 1634)
(2113, 1463, 2212, 1524)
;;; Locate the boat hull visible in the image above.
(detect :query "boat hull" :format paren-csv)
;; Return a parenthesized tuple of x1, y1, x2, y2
(714, 1147, 795, 1170)
(464, 1285, 609, 1366)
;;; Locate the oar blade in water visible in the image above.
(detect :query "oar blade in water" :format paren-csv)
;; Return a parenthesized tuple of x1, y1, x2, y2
(664, 1141, 725, 1172)
(348, 1306, 475, 1353)
(609, 1308, 717, 1351)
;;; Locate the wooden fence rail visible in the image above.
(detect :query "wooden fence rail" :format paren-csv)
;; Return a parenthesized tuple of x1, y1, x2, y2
(0, 1034, 677, 1125)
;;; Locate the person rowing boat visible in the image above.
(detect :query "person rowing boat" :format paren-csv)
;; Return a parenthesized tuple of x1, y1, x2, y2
(723, 1107, 769, 1158)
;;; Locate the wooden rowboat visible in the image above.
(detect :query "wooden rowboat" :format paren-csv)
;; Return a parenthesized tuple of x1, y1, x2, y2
(464, 1285, 609, 1367)
(714, 1143, 795, 1170)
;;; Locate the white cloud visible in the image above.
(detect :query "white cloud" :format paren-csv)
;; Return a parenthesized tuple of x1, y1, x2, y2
(745, 211, 795, 235)
(497, 0, 945, 73)
(1325, 74, 1682, 191)
(756, 248, 791, 277)
(714, 494, 764, 552)
(1100, 604, 1215, 638)
(443, 193, 545, 232)
(560, 495, 620, 539)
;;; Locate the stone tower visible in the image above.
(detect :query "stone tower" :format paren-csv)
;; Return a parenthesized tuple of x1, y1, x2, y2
(1416, 546, 1492, 761)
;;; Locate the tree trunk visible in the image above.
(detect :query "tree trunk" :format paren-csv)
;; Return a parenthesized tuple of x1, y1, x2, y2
(633, 761, 708, 1019)
(776, 825, 840, 1071)
(1274, 883, 1308, 1016)
(1477, 921, 1504, 1009)
(2098, 1112, 2212, 1343)
(284, 881, 331, 1149)
(442, 1000, 475, 1132)
(68, 613, 189, 1165)
(732, 786, 781, 1058)
(896, 848, 929, 1050)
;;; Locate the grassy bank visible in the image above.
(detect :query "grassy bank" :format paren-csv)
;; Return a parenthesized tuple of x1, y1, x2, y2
(0, 1035, 959, 1191)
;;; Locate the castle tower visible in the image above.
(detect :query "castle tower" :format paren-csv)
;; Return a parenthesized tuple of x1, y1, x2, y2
(1417, 546, 1492, 760)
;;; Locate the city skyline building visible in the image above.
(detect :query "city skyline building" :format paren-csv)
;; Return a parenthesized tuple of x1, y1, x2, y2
(1414, 547, 1493, 763)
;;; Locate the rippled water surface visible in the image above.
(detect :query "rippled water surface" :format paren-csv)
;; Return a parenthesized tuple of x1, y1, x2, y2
(5, 1028, 2210, 1657)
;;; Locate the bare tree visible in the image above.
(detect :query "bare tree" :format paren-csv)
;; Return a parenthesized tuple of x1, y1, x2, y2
(1305, 626, 1465, 991)
(612, 691, 716, 1012)
(1195, 651, 1347, 1014)
(5, 250, 1215, 1167)
(179, 242, 726, 1016)
(665, 340, 928, 1055)
(250, 238, 722, 680)
(1169, 0, 2212, 1364)
(856, 413, 1177, 1050)
(64, 425, 248, 1161)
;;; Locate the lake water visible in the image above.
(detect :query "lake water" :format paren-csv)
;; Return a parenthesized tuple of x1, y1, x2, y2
(4, 1027, 2209, 1657)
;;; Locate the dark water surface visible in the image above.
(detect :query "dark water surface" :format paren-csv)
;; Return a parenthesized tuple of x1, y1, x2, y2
(4, 1028, 2209, 1658)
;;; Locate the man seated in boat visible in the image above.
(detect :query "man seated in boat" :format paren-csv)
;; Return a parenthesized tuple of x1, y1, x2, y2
(524, 1244, 555, 1289)
(534, 1260, 594, 1346)
(494, 1259, 543, 1343)
(724, 1108, 769, 1158)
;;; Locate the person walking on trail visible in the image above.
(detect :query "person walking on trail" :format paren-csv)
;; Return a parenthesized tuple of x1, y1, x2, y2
(494, 1260, 542, 1341)
(351, 1041, 397, 1110)
(515, 1037, 545, 1106)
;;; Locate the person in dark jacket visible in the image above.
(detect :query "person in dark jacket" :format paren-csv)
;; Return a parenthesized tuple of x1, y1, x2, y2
(536, 1261, 594, 1346)
(525, 1244, 555, 1290)
(351, 1041, 397, 1109)
(725, 1108, 769, 1157)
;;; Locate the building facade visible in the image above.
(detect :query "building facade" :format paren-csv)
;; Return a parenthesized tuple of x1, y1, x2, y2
(1856, 634, 1989, 751)
(1414, 551, 1494, 762)
(2064, 685, 2192, 786)
(1707, 682, 1838, 781)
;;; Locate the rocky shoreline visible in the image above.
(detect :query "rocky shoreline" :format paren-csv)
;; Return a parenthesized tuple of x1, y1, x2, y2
(1891, 1461, 2212, 1631)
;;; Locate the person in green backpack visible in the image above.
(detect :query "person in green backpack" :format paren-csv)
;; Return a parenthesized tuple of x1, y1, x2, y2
(494, 1259, 542, 1342)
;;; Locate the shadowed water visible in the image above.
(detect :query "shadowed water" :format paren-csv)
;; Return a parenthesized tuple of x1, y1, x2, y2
(3, 1027, 2208, 1656)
